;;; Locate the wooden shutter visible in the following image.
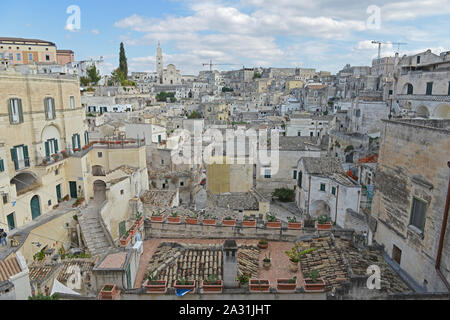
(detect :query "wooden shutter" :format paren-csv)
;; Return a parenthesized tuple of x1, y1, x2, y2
(10, 148, 18, 170)
(72, 135, 76, 150)
(23, 146, 29, 167)
(54, 139, 59, 153)
(45, 141, 50, 158)
(18, 99, 23, 123)
(44, 98, 49, 120)
(8, 99, 13, 124)
(0, 159, 4, 172)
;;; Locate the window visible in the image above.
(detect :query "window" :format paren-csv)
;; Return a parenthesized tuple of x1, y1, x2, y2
(45, 97, 56, 120)
(320, 183, 326, 192)
(410, 197, 427, 232)
(332, 187, 336, 196)
(84, 131, 89, 145)
(297, 131, 301, 136)
(426, 82, 433, 96)
(161, 159, 164, 165)
(70, 96, 75, 109)
(355, 109, 361, 117)
(120, 190, 124, 195)
(44, 138, 58, 158)
(45, 54, 50, 61)
(72, 134, 81, 150)
(8, 98, 23, 124)
(407, 83, 413, 95)
(392, 245, 402, 265)
(293, 170, 297, 180)
(264, 169, 271, 179)
(10, 145, 29, 170)
(16, 53, 21, 61)
(48, 200, 52, 206)
(297, 171, 303, 188)
(180, 181, 184, 187)
(0, 159, 4, 172)
(55, 169, 59, 176)
(2, 193, 8, 204)
(416, 56, 420, 64)
(310, 132, 314, 137)
(8, 53, 13, 61)
(28, 53, 33, 61)
(389, 90, 393, 95)
(448, 82, 450, 96)
(98, 152, 103, 158)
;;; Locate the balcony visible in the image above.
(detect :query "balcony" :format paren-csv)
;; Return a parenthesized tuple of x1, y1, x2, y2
(396, 94, 450, 102)
(36, 150, 69, 167)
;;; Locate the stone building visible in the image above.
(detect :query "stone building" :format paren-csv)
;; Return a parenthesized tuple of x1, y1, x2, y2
(295, 157, 361, 227)
(371, 118, 450, 292)
(0, 37, 58, 65)
(393, 50, 450, 119)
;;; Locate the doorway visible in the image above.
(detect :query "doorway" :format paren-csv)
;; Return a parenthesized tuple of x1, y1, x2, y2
(30, 195, 41, 220)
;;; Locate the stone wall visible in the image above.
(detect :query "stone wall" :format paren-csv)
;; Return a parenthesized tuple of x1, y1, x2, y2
(371, 119, 450, 292)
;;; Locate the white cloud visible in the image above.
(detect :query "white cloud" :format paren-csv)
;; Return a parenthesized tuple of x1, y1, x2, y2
(92, 29, 100, 35)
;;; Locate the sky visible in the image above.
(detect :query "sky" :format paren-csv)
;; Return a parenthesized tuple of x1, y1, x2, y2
(1, 0, 450, 75)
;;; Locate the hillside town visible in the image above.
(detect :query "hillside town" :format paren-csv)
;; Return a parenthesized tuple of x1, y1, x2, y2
(0, 35, 449, 301)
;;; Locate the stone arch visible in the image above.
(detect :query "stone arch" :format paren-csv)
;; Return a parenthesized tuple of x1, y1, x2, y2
(433, 104, 450, 119)
(310, 200, 331, 218)
(415, 105, 430, 118)
(93, 180, 107, 202)
(10, 171, 39, 195)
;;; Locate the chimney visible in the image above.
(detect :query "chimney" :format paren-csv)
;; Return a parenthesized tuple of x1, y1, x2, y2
(222, 239, 238, 288)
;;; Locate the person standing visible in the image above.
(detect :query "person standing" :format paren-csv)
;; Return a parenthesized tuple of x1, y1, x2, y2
(0, 229, 7, 247)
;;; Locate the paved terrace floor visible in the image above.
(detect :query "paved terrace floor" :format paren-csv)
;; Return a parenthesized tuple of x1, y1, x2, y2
(134, 239, 303, 289)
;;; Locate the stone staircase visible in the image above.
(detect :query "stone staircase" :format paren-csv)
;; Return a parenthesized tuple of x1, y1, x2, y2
(78, 201, 112, 257)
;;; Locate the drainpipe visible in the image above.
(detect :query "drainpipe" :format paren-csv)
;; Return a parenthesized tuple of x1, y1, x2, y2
(307, 176, 312, 215)
(435, 161, 450, 291)
(334, 185, 340, 225)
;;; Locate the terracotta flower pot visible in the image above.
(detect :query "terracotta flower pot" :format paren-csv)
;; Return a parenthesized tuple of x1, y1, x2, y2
(100, 284, 118, 300)
(203, 219, 216, 226)
(303, 278, 326, 292)
(202, 280, 223, 293)
(185, 217, 199, 225)
(135, 217, 144, 227)
(249, 279, 270, 293)
(288, 222, 302, 230)
(222, 219, 236, 226)
(289, 260, 299, 272)
(145, 280, 167, 294)
(317, 222, 332, 231)
(129, 225, 138, 236)
(257, 242, 268, 249)
(276, 279, 297, 293)
(242, 220, 256, 227)
(167, 216, 181, 224)
(151, 215, 164, 223)
(267, 221, 281, 229)
(120, 234, 131, 246)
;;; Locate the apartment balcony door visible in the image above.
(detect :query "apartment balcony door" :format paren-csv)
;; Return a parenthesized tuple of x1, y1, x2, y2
(56, 184, 62, 203)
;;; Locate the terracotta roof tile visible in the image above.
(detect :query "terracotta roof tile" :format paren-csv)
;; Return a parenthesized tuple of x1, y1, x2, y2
(0, 257, 22, 282)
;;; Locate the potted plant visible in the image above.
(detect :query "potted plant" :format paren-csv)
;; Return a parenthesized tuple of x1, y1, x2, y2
(135, 212, 144, 227)
(266, 213, 281, 228)
(257, 238, 268, 249)
(249, 279, 270, 293)
(174, 277, 196, 294)
(236, 273, 250, 288)
(303, 270, 326, 292)
(242, 216, 256, 227)
(222, 216, 236, 227)
(167, 212, 181, 224)
(276, 277, 297, 293)
(144, 274, 167, 293)
(317, 215, 332, 231)
(129, 224, 138, 236)
(52, 154, 59, 162)
(285, 244, 316, 273)
(120, 231, 131, 246)
(62, 195, 69, 202)
(202, 214, 216, 226)
(287, 216, 302, 230)
(185, 213, 199, 225)
(202, 274, 223, 293)
(151, 211, 164, 223)
(73, 148, 80, 152)
(72, 197, 85, 208)
(99, 284, 119, 300)
(262, 253, 271, 270)
(61, 150, 68, 159)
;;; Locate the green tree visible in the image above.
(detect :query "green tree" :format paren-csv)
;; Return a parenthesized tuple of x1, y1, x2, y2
(80, 76, 90, 87)
(86, 65, 101, 85)
(222, 87, 234, 93)
(156, 91, 176, 102)
(187, 111, 202, 119)
(111, 68, 126, 86)
(119, 42, 128, 79)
